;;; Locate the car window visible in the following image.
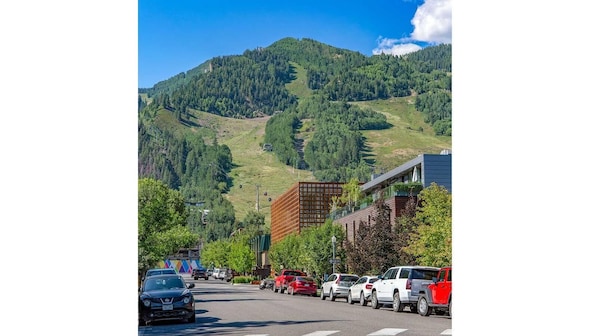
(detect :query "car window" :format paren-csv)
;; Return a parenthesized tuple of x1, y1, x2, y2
(340, 275, 359, 282)
(384, 268, 398, 280)
(399, 268, 410, 279)
(355, 277, 365, 285)
(326, 274, 336, 282)
(300, 277, 314, 282)
(411, 269, 438, 280)
(144, 277, 184, 291)
(447, 269, 451, 281)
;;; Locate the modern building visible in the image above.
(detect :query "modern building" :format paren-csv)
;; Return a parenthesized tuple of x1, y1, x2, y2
(269, 152, 451, 244)
(332, 153, 451, 243)
(270, 182, 344, 244)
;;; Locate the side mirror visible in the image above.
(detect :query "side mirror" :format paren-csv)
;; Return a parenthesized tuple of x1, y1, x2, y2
(187, 283, 195, 289)
(432, 277, 438, 283)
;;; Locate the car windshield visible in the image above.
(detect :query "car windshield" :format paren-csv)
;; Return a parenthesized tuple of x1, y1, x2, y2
(340, 275, 359, 282)
(146, 269, 176, 277)
(144, 277, 185, 291)
(411, 269, 438, 280)
(297, 277, 314, 282)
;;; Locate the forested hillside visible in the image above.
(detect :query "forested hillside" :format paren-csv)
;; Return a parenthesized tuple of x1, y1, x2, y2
(138, 37, 452, 242)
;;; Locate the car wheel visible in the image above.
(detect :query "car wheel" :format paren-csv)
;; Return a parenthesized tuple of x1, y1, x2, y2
(193, 277, 198, 280)
(204, 277, 208, 280)
(371, 291, 380, 309)
(330, 289, 336, 301)
(280, 286, 285, 294)
(347, 290, 353, 304)
(274, 285, 278, 293)
(392, 292, 405, 312)
(290, 287, 295, 295)
(418, 295, 432, 316)
(448, 300, 452, 317)
(321, 288, 326, 300)
(360, 292, 367, 306)
(188, 313, 196, 323)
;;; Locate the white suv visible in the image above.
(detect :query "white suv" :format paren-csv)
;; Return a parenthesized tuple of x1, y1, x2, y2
(320, 273, 360, 301)
(370, 266, 439, 312)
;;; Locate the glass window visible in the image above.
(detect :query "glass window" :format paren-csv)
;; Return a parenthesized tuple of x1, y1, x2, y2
(411, 269, 438, 280)
(438, 270, 446, 282)
(399, 268, 410, 279)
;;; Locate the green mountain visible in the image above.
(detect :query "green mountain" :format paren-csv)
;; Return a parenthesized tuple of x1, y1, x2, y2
(138, 37, 451, 241)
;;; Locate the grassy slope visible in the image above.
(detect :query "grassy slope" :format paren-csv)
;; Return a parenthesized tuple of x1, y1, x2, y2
(153, 62, 451, 228)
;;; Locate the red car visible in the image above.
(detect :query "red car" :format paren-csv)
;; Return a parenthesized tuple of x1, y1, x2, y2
(286, 276, 318, 297)
(417, 266, 452, 316)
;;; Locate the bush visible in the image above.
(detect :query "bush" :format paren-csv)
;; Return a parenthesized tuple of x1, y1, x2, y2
(232, 276, 255, 284)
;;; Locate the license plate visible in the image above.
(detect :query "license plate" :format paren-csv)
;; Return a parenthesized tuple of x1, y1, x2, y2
(304, 284, 310, 286)
(162, 304, 173, 310)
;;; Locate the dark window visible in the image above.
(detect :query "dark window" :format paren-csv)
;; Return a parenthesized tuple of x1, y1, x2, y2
(411, 269, 438, 280)
(399, 268, 410, 279)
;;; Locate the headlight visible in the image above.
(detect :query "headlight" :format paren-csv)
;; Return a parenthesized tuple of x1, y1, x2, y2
(143, 299, 151, 307)
(183, 296, 190, 304)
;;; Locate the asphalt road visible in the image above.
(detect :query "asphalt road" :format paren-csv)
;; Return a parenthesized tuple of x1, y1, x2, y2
(138, 274, 451, 336)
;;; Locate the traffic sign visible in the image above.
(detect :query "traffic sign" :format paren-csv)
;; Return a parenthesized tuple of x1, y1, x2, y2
(329, 258, 341, 264)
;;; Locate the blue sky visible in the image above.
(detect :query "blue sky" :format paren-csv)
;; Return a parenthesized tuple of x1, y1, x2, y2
(139, 0, 452, 88)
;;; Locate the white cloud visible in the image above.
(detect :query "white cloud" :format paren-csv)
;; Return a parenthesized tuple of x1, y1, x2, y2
(373, 38, 422, 56)
(373, 0, 452, 56)
(411, 0, 452, 43)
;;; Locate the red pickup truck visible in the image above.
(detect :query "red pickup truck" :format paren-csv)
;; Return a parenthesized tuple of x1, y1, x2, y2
(273, 269, 307, 294)
(417, 266, 452, 316)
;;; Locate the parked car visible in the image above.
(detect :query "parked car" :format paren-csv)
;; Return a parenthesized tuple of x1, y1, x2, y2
(206, 268, 214, 277)
(216, 268, 234, 282)
(347, 275, 379, 306)
(286, 276, 318, 297)
(320, 273, 360, 301)
(192, 267, 209, 280)
(273, 269, 307, 293)
(212, 268, 221, 280)
(138, 274, 195, 326)
(371, 265, 439, 312)
(417, 266, 452, 317)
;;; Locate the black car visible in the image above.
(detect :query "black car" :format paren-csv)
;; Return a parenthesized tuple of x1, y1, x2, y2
(139, 274, 196, 326)
(192, 268, 209, 280)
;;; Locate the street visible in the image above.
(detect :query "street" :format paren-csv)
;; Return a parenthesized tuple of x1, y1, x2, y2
(138, 274, 451, 336)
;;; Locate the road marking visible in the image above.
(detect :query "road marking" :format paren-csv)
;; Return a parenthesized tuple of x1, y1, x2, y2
(367, 328, 408, 335)
(301, 331, 340, 336)
(440, 329, 452, 335)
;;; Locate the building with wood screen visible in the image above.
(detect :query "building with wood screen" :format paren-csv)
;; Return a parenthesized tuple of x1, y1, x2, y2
(270, 182, 344, 244)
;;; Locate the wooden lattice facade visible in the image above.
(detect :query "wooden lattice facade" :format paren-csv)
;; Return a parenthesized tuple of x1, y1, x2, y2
(270, 182, 344, 244)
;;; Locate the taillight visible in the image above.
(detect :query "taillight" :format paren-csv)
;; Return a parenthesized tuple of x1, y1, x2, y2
(365, 284, 372, 290)
(406, 279, 412, 290)
(336, 277, 340, 284)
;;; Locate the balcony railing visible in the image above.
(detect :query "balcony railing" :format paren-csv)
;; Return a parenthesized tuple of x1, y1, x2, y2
(327, 182, 423, 221)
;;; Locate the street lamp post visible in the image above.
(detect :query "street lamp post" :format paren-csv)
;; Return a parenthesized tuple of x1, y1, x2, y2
(331, 235, 337, 274)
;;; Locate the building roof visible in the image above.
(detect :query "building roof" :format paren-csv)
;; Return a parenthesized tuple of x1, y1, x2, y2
(360, 153, 451, 193)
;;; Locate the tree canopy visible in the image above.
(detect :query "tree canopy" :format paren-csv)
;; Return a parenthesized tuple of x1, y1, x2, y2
(138, 178, 198, 273)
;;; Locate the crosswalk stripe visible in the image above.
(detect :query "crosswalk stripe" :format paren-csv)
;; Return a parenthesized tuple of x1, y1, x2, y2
(367, 328, 408, 335)
(440, 329, 452, 335)
(301, 331, 339, 336)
